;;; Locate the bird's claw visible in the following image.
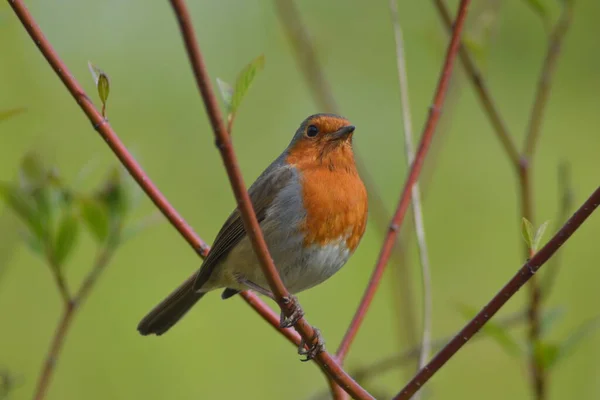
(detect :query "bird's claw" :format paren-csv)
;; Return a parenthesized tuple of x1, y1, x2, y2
(279, 295, 304, 328)
(298, 328, 325, 362)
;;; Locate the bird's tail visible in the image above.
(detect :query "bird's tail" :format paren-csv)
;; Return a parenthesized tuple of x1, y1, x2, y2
(137, 274, 205, 336)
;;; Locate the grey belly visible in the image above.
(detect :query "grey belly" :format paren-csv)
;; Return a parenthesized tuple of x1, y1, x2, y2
(212, 227, 351, 294)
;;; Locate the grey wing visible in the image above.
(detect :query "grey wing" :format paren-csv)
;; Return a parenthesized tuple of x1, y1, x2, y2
(192, 158, 294, 291)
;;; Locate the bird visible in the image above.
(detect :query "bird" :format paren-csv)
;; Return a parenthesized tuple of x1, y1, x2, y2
(137, 113, 368, 355)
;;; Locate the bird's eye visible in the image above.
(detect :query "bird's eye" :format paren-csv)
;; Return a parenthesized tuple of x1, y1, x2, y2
(306, 125, 319, 138)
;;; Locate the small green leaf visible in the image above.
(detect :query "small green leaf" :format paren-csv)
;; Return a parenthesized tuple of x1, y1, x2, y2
(0, 107, 26, 122)
(216, 78, 234, 112)
(79, 197, 110, 243)
(53, 209, 79, 267)
(98, 73, 110, 105)
(535, 341, 560, 370)
(0, 182, 45, 240)
(88, 61, 110, 115)
(230, 54, 265, 119)
(457, 304, 522, 357)
(96, 167, 128, 219)
(521, 217, 535, 251)
(533, 220, 550, 252)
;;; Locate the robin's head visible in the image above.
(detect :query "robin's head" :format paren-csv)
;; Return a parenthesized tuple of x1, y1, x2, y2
(286, 113, 357, 171)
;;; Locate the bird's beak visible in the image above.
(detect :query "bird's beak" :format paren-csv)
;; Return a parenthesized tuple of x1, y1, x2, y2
(331, 125, 355, 141)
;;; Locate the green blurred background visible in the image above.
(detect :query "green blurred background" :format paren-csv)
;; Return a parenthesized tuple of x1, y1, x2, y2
(1, 0, 599, 399)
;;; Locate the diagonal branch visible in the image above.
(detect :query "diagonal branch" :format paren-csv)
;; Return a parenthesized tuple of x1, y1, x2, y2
(394, 184, 600, 400)
(336, 0, 472, 363)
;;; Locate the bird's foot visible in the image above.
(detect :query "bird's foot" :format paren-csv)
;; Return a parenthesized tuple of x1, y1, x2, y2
(279, 295, 304, 328)
(298, 328, 325, 362)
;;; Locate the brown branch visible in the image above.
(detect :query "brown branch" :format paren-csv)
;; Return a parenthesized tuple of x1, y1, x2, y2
(167, 1, 372, 398)
(6, 1, 345, 398)
(394, 185, 600, 399)
(433, 0, 520, 167)
(336, 0, 472, 363)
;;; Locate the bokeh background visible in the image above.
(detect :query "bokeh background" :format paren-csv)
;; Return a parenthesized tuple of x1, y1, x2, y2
(1, 0, 599, 399)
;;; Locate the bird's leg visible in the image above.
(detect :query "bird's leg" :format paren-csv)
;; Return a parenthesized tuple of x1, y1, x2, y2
(298, 328, 325, 361)
(235, 275, 276, 300)
(279, 294, 304, 328)
(234, 275, 304, 328)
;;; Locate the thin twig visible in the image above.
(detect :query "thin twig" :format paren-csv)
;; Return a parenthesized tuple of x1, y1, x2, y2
(47, 266, 71, 306)
(168, 1, 372, 398)
(388, 0, 433, 389)
(336, 0, 472, 363)
(393, 185, 600, 399)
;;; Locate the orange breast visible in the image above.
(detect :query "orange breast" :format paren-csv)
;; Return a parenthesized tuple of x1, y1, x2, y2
(299, 168, 368, 251)
(286, 142, 368, 251)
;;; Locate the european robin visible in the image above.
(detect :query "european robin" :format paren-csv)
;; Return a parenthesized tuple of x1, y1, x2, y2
(137, 113, 368, 353)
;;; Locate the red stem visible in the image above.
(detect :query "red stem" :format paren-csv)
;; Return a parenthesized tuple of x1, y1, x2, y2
(335, 0, 472, 362)
(168, 2, 372, 398)
(393, 185, 600, 399)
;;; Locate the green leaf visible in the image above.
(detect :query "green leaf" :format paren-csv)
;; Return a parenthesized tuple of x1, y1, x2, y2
(535, 341, 560, 370)
(0, 107, 26, 122)
(97, 73, 110, 105)
(0, 182, 45, 240)
(88, 61, 110, 114)
(521, 217, 535, 251)
(533, 220, 550, 252)
(96, 167, 128, 219)
(216, 78, 234, 112)
(229, 54, 265, 119)
(457, 304, 522, 357)
(79, 197, 110, 243)
(53, 209, 79, 267)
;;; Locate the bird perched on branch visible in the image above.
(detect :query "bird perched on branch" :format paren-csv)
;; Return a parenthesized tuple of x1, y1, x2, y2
(137, 113, 368, 358)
